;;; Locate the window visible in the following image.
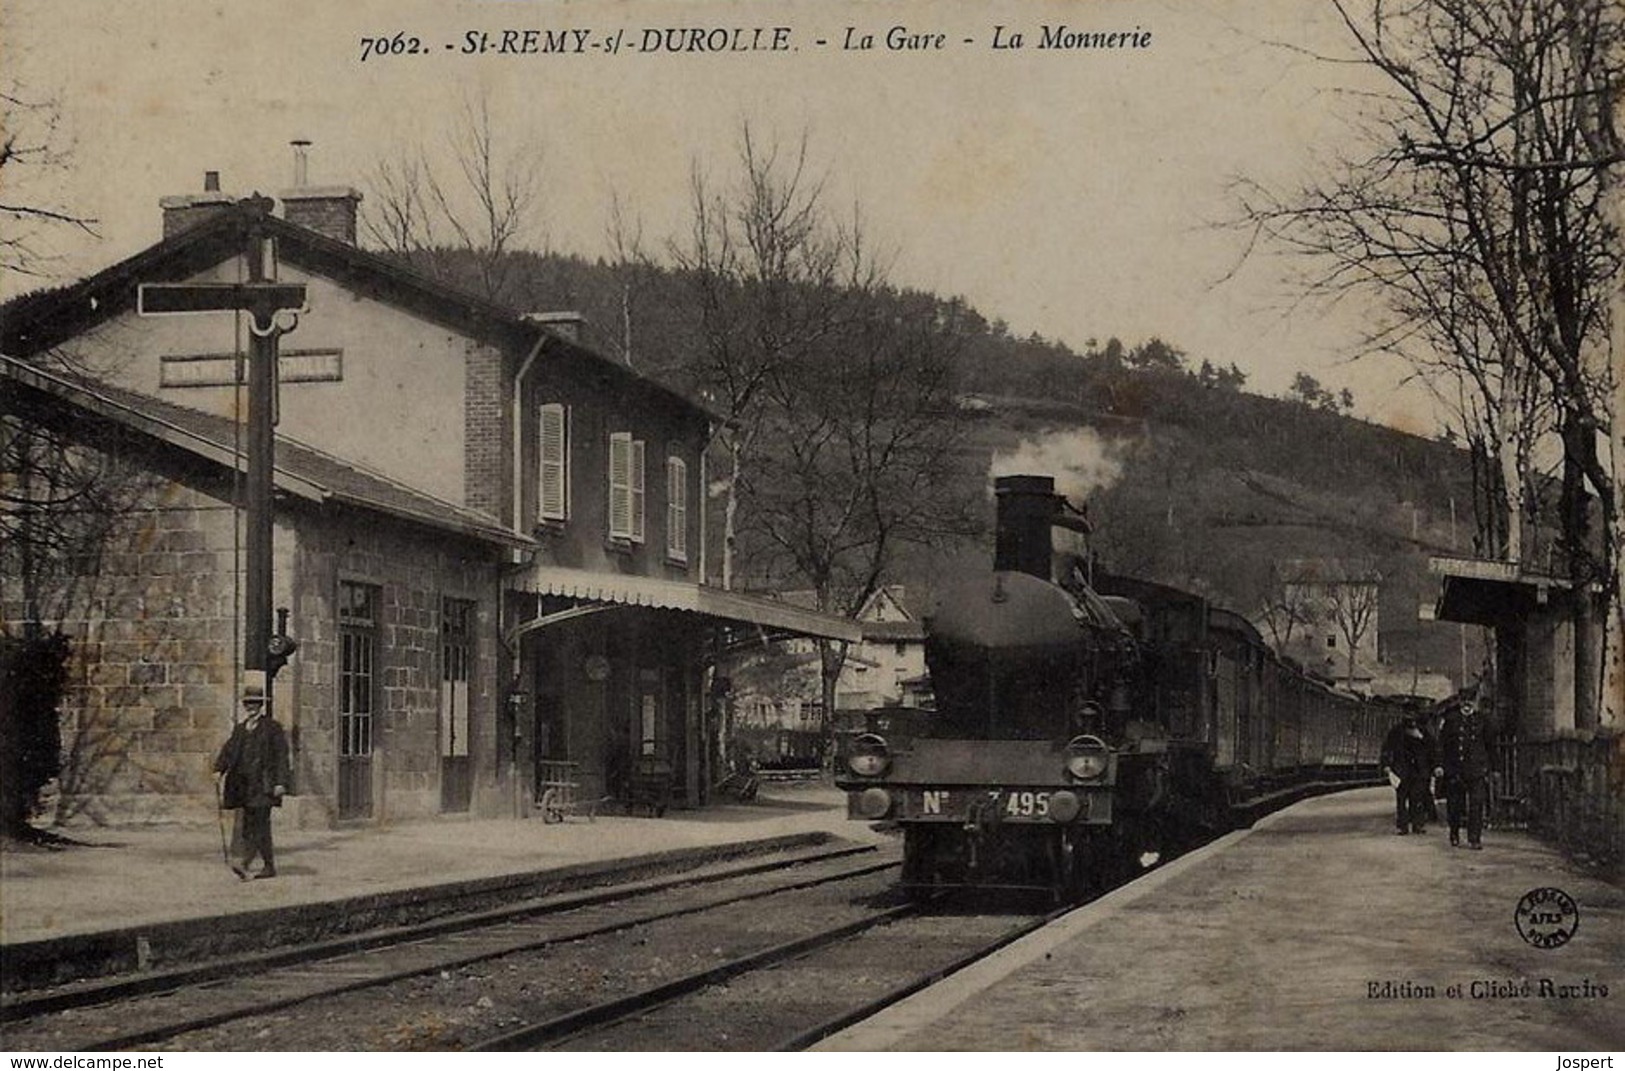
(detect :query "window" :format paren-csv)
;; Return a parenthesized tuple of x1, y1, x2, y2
(538, 403, 570, 522)
(440, 599, 473, 759)
(1327, 635, 1337, 648)
(666, 454, 688, 562)
(608, 432, 645, 542)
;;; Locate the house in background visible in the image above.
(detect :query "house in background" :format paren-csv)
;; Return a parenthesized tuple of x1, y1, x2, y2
(1261, 558, 1383, 694)
(1, 174, 854, 826)
(840, 587, 929, 710)
(723, 586, 931, 756)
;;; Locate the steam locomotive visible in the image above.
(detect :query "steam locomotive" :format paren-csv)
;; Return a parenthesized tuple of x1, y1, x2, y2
(836, 474, 1408, 900)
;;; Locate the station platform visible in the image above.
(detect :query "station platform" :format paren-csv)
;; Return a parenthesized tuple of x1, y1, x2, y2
(822, 786, 1624, 1051)
(0, 783, 881, 989)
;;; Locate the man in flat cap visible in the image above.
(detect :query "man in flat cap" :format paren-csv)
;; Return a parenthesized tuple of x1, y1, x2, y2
(213, 671, 292, 879)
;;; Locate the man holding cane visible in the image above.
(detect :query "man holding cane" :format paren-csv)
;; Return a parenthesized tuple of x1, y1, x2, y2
(214, 670, 292, 879)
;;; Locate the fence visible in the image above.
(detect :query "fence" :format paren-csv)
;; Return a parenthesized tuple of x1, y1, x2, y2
(1499, 731, 1624, 870)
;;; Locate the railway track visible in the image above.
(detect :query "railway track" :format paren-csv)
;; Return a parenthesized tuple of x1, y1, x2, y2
(475, 900, 1062, 1051)
(1, 842, 892, 1051)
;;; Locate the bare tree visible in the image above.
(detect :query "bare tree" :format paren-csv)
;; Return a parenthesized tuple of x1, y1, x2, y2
(1256, 568, 1318, 653)
(0, 81, 97, 282)
(664, 124, 851, 591)
(1, 393, 166, 839)
(650, 124, 977, 726)
(362, 92, 544, 304)
(744, 287, 978, 722)
(1325, 577, 1382, 689)
(1233, 0, 1623, 724)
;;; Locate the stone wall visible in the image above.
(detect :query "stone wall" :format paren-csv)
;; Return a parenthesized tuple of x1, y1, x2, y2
(21, 478, 244, 825)
(5, 460, 508, 827)
(286, 504, 503, 825)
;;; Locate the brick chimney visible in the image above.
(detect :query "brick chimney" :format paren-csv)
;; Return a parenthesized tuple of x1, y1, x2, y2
(160, 170, 234, 239)
(279, 186, 363, 244)
(277, 139, 362, 244)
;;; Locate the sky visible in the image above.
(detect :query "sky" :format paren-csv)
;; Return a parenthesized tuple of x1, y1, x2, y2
(0, 0, 1443, 435)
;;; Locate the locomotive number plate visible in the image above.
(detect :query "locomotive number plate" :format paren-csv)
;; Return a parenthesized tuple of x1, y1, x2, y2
(1000, 790, 1051, 818)
(906, 788, 1093, 822)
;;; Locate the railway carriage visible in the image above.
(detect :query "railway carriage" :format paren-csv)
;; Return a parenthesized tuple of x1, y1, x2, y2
(836, 473, 1408, 900)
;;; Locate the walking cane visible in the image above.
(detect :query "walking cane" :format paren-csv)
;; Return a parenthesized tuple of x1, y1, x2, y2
(213, 777, 244, 880)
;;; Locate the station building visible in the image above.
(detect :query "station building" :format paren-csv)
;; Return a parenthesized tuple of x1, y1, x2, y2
(0, 177, 854, 826)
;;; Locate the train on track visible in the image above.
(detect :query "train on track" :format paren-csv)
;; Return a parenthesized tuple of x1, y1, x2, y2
(836, 473, 1414, 900)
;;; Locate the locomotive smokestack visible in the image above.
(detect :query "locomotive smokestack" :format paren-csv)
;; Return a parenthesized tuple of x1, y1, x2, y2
(994, 474, 1060, 579)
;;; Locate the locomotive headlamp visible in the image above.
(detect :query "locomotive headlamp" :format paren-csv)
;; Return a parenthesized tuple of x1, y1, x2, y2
(846, 733, 892, 777)
(856, 786, 893, 819)
(1064, 735, 1110, 781)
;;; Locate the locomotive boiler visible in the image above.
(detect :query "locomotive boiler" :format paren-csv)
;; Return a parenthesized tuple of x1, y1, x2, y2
(836, 473, 1404, 900)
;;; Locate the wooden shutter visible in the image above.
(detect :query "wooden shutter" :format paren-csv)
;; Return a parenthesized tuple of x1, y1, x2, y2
(666, 456, 688, 561)
(609, 432, 633, 539)
(538, 403, 568, 521)
(631, 439, 646, 543)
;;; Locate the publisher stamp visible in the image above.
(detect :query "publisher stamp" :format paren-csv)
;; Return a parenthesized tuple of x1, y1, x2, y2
(1515, 887, 1579, 949)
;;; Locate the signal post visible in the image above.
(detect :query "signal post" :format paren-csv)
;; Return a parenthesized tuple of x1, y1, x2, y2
(137, 199, 307, 692)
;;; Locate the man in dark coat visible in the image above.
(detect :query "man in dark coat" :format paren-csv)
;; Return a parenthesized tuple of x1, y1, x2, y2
(214, 673, 292, 879)
(1380, 711, 1436, 835)
(1439, 699, 1495, 849)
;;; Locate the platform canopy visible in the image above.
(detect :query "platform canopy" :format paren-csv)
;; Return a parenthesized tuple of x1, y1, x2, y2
(1428, 556, 1582, 627)
(509, 565, 861, 644)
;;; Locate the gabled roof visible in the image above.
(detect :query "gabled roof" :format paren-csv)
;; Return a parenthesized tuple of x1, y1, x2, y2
(2, 353, 531, 549)
(0, 199, 717, 421)
(856, 584, 918, 623)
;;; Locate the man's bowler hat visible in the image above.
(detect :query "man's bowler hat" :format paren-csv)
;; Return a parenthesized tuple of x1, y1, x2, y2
(241, 670, 268, 705)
